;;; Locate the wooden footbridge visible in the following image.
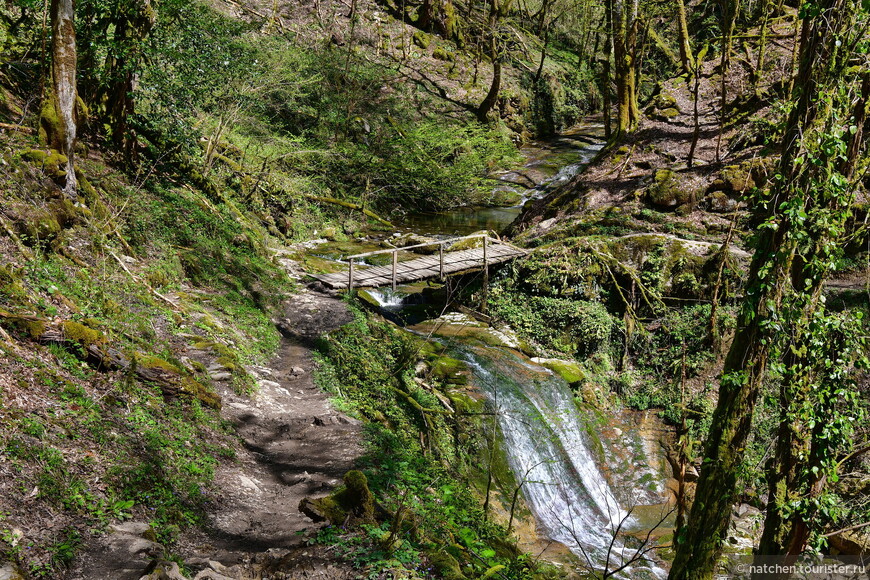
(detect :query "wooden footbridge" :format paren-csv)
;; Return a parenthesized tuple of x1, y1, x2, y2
(312, 234, 527, 290)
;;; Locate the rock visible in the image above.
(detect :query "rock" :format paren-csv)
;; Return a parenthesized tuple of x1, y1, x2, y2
(209, 371, 232, 381)
(291, 366, 305, 375)
(646, 169, 694, 209)
(721, 164, 755, 193)
(192, 567, 235, 580)
(705, 191, 738, 213)
(313, 415, 341, 426)
(392, 232, 439, 254)
(412, 30, 430, 49)
(140, 560, 189, 580)
(652, 93, 678, 111)
(652, 107, 680, 121)
(828, 528, 870, 555)
(0, 563, 26, 580)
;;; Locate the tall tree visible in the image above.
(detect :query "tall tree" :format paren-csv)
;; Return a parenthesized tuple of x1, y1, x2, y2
(668, 1, 866, 578)
(478, 0, 513, 122)
(675, 0, 693, 75)
(39, 0, 78, 199)
(608, 0, 639, 135)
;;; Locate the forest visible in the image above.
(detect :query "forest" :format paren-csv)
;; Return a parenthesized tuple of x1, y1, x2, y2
(0, 0, 868, 578)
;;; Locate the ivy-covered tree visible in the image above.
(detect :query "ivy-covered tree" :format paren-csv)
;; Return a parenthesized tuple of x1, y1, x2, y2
(668, 1, 869, 578)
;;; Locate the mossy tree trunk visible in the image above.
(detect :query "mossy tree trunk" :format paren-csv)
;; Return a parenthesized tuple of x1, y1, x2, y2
(714, 0, 738, 162)
(668, 2, 862, 578)
(676, 0, 693, 75)
(478, 0, 511, 122)
(609, 0, 639, 135)
(40, 0, 78, 199)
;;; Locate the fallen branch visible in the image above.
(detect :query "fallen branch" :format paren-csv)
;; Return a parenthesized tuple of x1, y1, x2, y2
(822, 520, 870, 538)
(0, 214, 34, 259)
(108, 250, 178, 309)
(306, 195, 394, 227)
(0, 122, 35, 134)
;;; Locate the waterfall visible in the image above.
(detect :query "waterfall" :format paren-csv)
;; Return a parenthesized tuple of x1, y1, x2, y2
(457, 344, 666, 578)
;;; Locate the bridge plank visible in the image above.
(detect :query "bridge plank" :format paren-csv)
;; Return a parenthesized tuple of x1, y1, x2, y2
(311, 241, 525, 289)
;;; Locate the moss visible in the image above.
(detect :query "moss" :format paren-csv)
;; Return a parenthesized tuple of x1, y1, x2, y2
(429, 355, 469, 385)
(412, 30, 431, 49)
(21, 149, 68, 178)
(136, 354, 183, 374)
(654, 107, 680, 121)
(49, 198, 78, 228)
(721, 164, 754, 193)
(647, 169, 693, 209)
(62, 321, 106, 347)
(17, 208, 62, 244)
(178, 377, 222, 409)
(537, 359, 585, 387)
(652, 93, 678, 110)
(433, 47, 454, 61)
(22, 319, 47, 339)
(306, 469, 377, 525)
(74, 168, 99, 201)
(426, 549, 467, 580)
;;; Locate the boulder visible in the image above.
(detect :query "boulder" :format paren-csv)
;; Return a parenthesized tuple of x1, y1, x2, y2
(646, 169, 694, 209)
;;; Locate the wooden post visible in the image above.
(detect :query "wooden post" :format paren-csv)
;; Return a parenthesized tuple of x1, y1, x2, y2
(439, 243, 445, 281)
(391, 250, 398, 291)
(482, 237, 489, 313)
(347, 258, 354, 291)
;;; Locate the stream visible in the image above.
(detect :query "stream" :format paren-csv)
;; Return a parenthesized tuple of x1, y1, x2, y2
(393, 123, 606, 236)
(313, 121, 672, 577)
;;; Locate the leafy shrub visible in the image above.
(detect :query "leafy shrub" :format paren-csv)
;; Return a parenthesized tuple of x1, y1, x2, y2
(487, 288, 617, 357)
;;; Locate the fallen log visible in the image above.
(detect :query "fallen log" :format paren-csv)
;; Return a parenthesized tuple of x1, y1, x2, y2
(0, 311, 220, 408)
(305, 195, 394, 228)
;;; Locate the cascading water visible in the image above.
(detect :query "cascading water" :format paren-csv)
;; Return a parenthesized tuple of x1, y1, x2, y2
(452, 342, 666, 578)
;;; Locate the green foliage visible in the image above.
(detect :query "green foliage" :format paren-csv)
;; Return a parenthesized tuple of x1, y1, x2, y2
(487, 288, 616, 357)
(313, 308, 538, 579)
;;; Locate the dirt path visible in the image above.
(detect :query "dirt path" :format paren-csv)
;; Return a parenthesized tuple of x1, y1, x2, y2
(70, 290, 364, 579)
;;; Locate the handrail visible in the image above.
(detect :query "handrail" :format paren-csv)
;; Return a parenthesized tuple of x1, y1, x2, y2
(346, 233, 490, 260)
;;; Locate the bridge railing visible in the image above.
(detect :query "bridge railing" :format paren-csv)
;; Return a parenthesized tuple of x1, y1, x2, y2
(343, 233, 522, 291)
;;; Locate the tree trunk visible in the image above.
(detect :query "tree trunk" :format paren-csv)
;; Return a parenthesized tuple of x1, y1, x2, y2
(602, 3, 613, 139)
(610, 0, 639, 135)
(477, 0, 503, 122)
(667, 2, 856, 578)
(752, 0, 774, 92)
(676, 0, 693, 75)
(714, 0, 739, 162)
(40, 0, 78, 199)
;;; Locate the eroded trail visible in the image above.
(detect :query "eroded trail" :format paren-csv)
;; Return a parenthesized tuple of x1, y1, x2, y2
(72, 291, 364, 579)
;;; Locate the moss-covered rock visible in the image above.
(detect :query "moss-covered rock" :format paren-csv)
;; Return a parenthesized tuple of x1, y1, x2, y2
(14, 206, 62, 245)
(705, 191, 738, 213)
(720, 164, 754, 193)
(299, 469, 377, 526)
(533, 358, 585, 387)
(412, 30, 431, 49)
(425, 549, 467, 580)
(429, 355, 469, 386)
(652, 107, 680, 121)
(646, 169, 694, 209)
(433, 47, 454, 61)
(21, 149, 68, 179)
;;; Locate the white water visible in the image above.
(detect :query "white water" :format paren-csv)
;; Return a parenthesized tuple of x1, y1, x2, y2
(456, 345, 665, 578)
